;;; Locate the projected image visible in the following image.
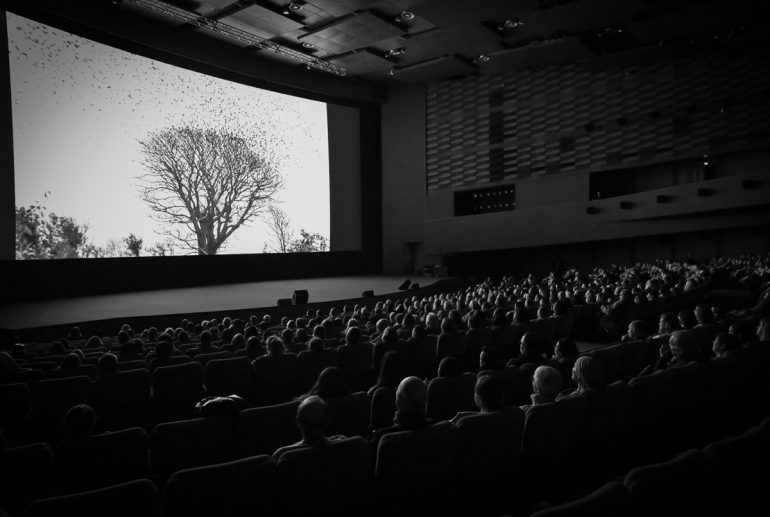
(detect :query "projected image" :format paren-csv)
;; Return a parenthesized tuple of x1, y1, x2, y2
(9, 12, 330, 259)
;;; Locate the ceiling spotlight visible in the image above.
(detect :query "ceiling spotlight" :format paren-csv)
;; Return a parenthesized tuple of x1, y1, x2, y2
(499, 18, 523, 30)
(386, 47, 407, 58)
(395, 11, 415, 22)
(476, 54, 491, 62)
(301, 42, 314, 49)
(387, 67, 397, 76)
(288, 2, 302, 11)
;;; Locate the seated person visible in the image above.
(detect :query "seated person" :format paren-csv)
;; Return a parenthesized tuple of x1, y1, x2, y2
(370, 376, 432, 447)
(272, 396, 346, 460)
(557, 356, 605, 400)
(712, 332, 741, 360)
(652, 329, 702, 371)
(621, 320, 648, 343)
(507, 331, 546, 367)
(59, 404, 98, 445)
(521, 365, 563, 410)
(450, 374, 503, 424)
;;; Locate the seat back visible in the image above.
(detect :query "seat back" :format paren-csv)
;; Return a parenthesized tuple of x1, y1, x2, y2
(117, 360, 147, 372)
(93, 369, 151, 430)
(619, 339, 652, 377)
(30, 376, 93, 442)
(624, 449, 714, 515)
(55, 427, 150, 493)
(193, 351, 232, 366)
(327, 391, 371, 437)
(204, 357, 254, 400)
(252, 355, 301, 405)
(0, 382, 31, 446)
(529, 480, 630, 517)
(455, 408, 525, 479)
(150, 415, 234, 484)
(25, 478, 159, 517)
(0, 442, 55, 515)
(162, 454, 277, 517)
(277, 436, 371, 514)
(375, 421, 457, 496)
(590, 344, 623, 383)
(370, 387, 396, 432)
(235, 400, 301, 458)
(426, 373, 477, 421)
(522, 402, 559, 458)
(151, 362, 205, 421)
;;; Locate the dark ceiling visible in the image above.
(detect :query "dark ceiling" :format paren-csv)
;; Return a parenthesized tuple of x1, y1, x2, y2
(111, 0, 768, 85)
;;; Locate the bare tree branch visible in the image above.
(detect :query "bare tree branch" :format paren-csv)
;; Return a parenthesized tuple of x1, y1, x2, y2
(137, 126, 283, 255)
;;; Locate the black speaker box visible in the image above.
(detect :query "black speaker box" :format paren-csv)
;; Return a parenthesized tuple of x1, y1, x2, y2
(585, 206, 600, 215)
(292, 290, 309, 305)
(362, 290, 374, 298)
(410, 283, 420, 290)
(398, 279, 411, 290)
(657, 194, 672, 203)
(277, 298, 292, 307)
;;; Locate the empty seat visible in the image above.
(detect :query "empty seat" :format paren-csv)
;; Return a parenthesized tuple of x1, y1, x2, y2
(151, 362, 204, 421)
(276, 436, 371, 516)
(163, 454, 277, 517)
(25, 478, 159, 517)
(624, 449, 715, 516)
(193, 350, 231, 366)
(589, 344, 623, 383)
(235, 400, 301, 459)
(619, 339, 653, 378)
(426, 372, 477, 421)
(369, 387, 396, 432)
(455, 407, 525, 481)
(55, 427, 150, 494)
(150, 415, 234, 484)
(252, 354, 301, 405)
(326, 391, 371, 437)
(93, 369, 152, 430)
(30, 376, 93, 442)
(0, 442, 55, 516)
(375, 421, 457, 511)
(204, 356, 254, 400)
(529, 480, 631, 517)
(0, 382, 31, 447)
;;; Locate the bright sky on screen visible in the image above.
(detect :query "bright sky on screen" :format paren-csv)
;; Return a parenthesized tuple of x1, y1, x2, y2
(8, 12, 330, 256)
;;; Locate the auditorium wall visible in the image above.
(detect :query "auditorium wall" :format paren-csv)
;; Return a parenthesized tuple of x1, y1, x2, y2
(380, 47, 770, 274)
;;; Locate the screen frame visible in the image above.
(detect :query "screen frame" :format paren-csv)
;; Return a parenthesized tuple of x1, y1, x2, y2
(0, 3, 383, 302)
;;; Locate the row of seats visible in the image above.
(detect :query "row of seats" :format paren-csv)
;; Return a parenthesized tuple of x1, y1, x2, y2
(530, 416, 770, 517)
(3, 344, 768, 516)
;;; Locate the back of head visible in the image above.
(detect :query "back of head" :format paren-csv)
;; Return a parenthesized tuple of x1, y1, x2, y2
(246, 335, 262, 351)
(61, 352, 81, 371)
(62, 404, 97, 440)
(296, 395, 331, 442)
(479, 345, 503, 371)
(345, 326, 361, 345)
(572, 356, 605, 390)
(475, 374, 503, 411)
(555, 338, 578, 360)
(437, 356, 463, 378)
(312, 366, 350, 399)
(307, 337, 325, 354)
(532, 365, 563, 398)
(266, 335, 286, 356)
(396, 376, 427, 414)
(98, 353, 118, 375)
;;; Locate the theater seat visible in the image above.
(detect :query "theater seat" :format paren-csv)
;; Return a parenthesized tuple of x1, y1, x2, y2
(55, 427, 150, 494)
(204, 356, 255, 400)
(92, 369, 151, 430)
(235, 400, 300, 459)
(30, 376, 93, 442)
(0, 442, 55, 516)
(529, 480, 630, 517)
(151, 362, 205, 421)
(375, 421, 457, 499)
(624, 449, 714, 516)
(326, 391, 371, 437)
(455, 407, 525, 481)
(426, 373, 476, 421)
(369, 387, 396, 432)
(276, 436, 371, 516)
(150, 415, 234, 484)
(0, 382, 31, 447)
(163, 454, 277, 517)
(24, 478, 159, 517)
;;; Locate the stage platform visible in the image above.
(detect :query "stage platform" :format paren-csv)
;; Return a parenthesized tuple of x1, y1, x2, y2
(0, 275, 457, 335)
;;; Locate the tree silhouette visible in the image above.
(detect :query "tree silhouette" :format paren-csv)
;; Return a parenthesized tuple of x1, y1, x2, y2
(264, 204, 293, 253)
(288, 229, 328, 253)
(137, 125, 282, 255)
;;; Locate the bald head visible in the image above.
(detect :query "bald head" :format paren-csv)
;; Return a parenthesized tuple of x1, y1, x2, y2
(396, 376, 426, 413)
(296, 396, 331, 442)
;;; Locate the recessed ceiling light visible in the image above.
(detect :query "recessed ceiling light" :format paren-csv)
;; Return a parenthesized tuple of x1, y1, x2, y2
(499, 18, 524, 30)
(288, 2, 302, 11)
(301, 42, 314, 49)
(477, 54, 490, 62)
(386, 47, 406, 57)
(400, 11, 414, 20)
(387, 67, 397, 76)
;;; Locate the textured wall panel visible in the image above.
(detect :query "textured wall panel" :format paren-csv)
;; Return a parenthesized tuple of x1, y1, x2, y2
(425, 50, 770, 191)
